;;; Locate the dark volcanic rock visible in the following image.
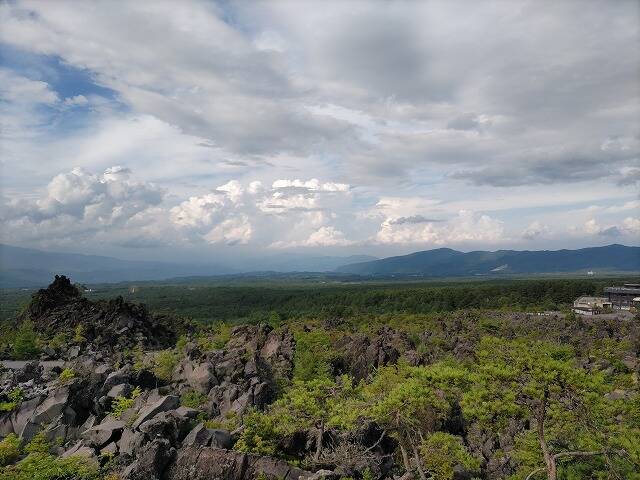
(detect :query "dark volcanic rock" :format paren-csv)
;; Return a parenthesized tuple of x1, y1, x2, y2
(22, 275, 189, 354)
(336, 327, 415, 380)
(167, 446, 310, 480)
(123, 438, 175, 480)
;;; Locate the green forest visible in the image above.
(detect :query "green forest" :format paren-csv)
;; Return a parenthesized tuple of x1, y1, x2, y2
(0, 276, 629, 325)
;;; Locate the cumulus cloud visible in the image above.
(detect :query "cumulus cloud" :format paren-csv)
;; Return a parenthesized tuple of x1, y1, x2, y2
(0, 1, 638, 255)
(581, 217, 640, 238)
(271, 226, 353, 248)
(1, 167, 168, 247)
(375, 210, 504, 246)
(522, 221, 551, 240)
(169, 177, 354, 247)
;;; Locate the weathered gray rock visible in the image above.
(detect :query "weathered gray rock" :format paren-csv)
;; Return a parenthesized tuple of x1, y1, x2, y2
(132, 395, 180, 429)
(82, 418, 125, 447)
(11, 395, 43, 437)
(33, 387, 69, 424)
(166, 447, 310, 480)
(118, 428, 146, 457)
(123, 438, 175, 480)
(210, 429, 232, 449)
(186, 363, 217, 394)
(101, 441, 118, 456)
(138, 411, 190, 444)
(62, 440, 96, 459)
(175, 406, 199, 419)
(215, 357, 243, 380)
(182, 423, 211, 447)
(107, 383, 131, 398)
(103, 368, 131, 392)
(306, 470, 339, 480)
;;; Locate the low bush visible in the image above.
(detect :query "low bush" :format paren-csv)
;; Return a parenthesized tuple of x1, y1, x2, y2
(0, 452, 99, 480)
(0, 388, 23, 412)
(111, 386, 142, 419)
(0, 434, 20, 467)
(180, 390, 207, 409)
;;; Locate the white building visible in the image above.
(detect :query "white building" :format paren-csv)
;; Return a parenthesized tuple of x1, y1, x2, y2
(573, 296, 613, 315)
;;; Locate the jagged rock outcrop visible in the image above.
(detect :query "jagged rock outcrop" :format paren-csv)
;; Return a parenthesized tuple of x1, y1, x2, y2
(22, 275, 189, 354)
(173, 324, 295, 420)
(335, 326, 416, 380)
(166, 446, 311, 480)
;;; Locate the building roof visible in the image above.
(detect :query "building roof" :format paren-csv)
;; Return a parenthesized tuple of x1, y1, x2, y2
(604, 286, 640, 295)
(575, 296, 610, 304)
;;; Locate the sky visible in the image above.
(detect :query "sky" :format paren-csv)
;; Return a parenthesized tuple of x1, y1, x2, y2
(0, 0, 638, 263)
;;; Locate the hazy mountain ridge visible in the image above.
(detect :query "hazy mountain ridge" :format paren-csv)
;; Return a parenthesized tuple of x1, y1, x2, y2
(0, 245, 377, 287)
(336, 244, 640, 276)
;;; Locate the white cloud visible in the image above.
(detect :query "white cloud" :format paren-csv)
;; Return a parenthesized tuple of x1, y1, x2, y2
(522, 221, 551, 240)
(0, 1, 638, 256)
(204, 215, 253, 245)
(1, 167, 167, 247)
(580, 217, 640, 238)
(375, 210, 505, 246)
(270, 226, 353, 248)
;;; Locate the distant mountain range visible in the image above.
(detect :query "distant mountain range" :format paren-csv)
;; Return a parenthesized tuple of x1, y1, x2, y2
(0, 244, 377, 287)
(1, 243, 638, 287)
(336, 244, 640, 276)
(0, 244, 234, 287)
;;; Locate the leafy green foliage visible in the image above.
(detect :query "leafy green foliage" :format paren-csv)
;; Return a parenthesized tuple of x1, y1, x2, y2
(463, 337, 639, 478)
(58, 368, 75, 384)
(234, 410, 280, 456)
(152, 350, 178, 382)
(73, 324, 86, 344)
(0, 452, 99, 480)
(420, 432, 479, 480)
(111, 386, 142, 419)
(293, 330, 337, 381)
(196, 323, 232, 350)
(0, 434, 21, 467)
(24, 432, 50, 455)
(12, 321, 39, 359)
(0, 388, 24, 412)
(180, 390, 207, 409)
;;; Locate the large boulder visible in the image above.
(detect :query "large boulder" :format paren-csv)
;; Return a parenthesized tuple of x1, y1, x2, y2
(123, 438, 175, 480)
(32, 387, 70, 424)
(132, 395, 179, 429)
(166, 447, 310, 480)
(182, 424, 232, 449)
(82, 418, 125, 448)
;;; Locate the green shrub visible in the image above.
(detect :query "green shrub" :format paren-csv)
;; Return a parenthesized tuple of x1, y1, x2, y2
(73, 324, 86, 344)
(0, 452, 99, 480)
(204, 410, 239, 432)
(132, 345, 146, 372)
(58, 368, 76, 384)
(234, 410, 278, 456)
(111, 386, 142, 419)
(0, 434, 21, 466)
(12, 321, 39, 360)
(152, 350, 177, 382)
(47, 332, 69, 351)
(197, 323, 232, 351)
(0, 388, 24, 412)
(180, 390, 207, 409)
(293, 330, 336, 381)
(24, 432, 50, 455)
(420, 432, 479, 480)
(175, 335, 188, 354)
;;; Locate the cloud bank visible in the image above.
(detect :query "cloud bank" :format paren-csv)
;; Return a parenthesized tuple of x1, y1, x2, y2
(0, 0, 637, 258)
